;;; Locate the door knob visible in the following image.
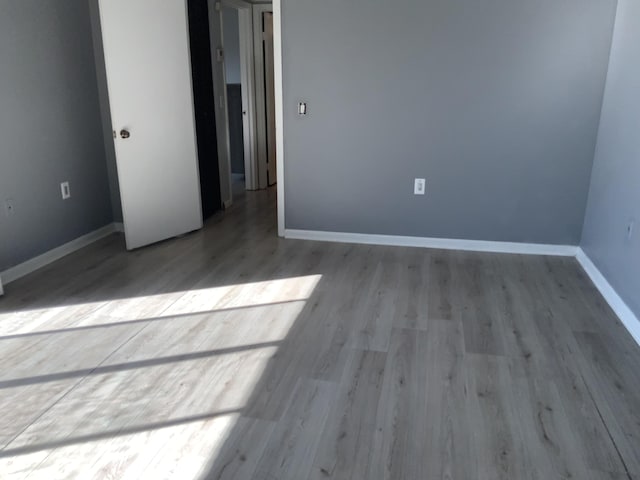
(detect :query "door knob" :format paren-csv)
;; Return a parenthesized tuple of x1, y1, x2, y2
(120, 129, 131, 139)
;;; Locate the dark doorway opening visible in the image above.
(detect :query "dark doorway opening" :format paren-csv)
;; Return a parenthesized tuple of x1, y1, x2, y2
(187, 0, 222, 220)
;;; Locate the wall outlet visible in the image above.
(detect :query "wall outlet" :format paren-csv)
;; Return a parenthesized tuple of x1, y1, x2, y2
(61, 182, 71, 200)
(414, 178, 426, 195)
(627, 219, 635, 240)
(4, 198, 15, 217)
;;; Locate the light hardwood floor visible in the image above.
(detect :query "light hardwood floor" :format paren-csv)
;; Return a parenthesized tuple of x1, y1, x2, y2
(1, 185, 639, 479)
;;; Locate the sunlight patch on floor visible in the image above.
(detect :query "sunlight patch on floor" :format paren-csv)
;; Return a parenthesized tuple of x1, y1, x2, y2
(0, 275, 322, 478)
(0, 275, 322, 336)
(3, 412, 241, 479)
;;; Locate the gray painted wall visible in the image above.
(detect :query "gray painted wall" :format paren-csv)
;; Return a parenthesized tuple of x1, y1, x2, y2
(0, 1, 113, 272)
(281, 0, 617, 245)
(223, 7, 242, 85)
(582, 0, 640, 318)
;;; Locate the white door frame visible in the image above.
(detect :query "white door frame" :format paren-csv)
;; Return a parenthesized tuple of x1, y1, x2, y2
(221, 0, 259, 191)
(273, 0, 284, 236)
(220, 0, 285, 236)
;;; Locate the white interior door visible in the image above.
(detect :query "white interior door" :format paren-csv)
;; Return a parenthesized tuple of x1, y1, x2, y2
(264, 12, 277, 186)
(237, 6, 257, 191)
(99, 0, 203, 250)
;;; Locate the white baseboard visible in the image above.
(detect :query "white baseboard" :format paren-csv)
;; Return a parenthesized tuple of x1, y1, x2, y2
(0, 223, 120, 286)
(284, 229, 578, 257)
(113, 222, 124, 233)
(576, 248, 640, 346)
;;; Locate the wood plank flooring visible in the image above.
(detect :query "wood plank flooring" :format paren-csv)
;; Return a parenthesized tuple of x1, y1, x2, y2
(1, 184, 639, 479)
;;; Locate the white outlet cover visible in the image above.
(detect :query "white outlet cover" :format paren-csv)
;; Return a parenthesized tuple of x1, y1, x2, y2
(414, 178, 426, 195)
(61, 182, 71, 199)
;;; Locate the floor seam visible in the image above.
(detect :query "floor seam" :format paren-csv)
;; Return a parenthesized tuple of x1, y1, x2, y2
(4, 284, 192, 451)
(579, 371, 633, 480)
(4, 319, 155, 477)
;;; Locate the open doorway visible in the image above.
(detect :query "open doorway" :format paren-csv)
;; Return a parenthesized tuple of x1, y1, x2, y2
(216, 0, 258, 196)
(218, 1, 277, 195)
(187, 0, 222, 220)
(94, 0, 284, 250)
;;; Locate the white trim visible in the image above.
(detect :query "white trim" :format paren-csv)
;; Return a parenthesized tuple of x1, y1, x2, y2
(285, 229, 578, 257)
(114, 222, 125, 232)
(576, 248, 640, 346)
(273, 0, 284, 237)
(0, 224, 119, 286)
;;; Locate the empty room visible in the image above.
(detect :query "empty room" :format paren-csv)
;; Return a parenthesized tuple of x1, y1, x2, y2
(1, 0, 639, 478)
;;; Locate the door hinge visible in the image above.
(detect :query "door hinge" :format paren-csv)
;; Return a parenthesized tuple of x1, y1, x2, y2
(215, 2, 221, 12)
